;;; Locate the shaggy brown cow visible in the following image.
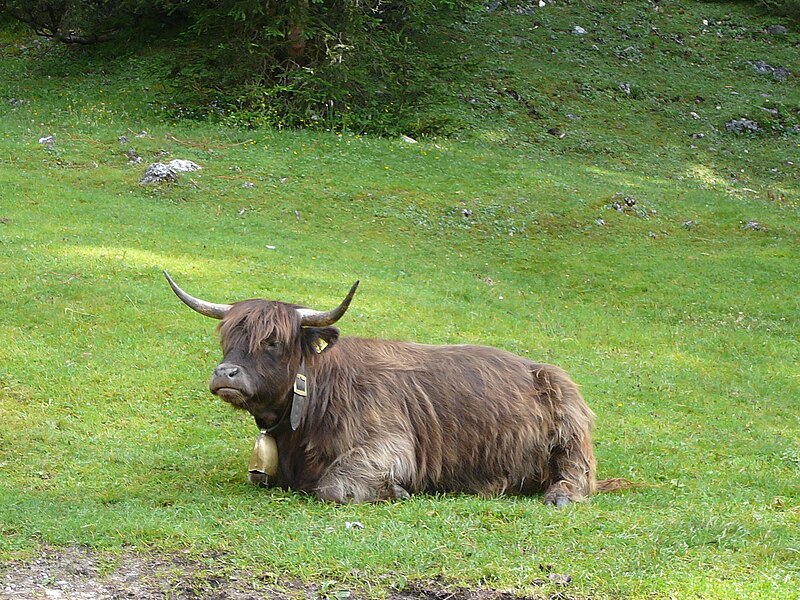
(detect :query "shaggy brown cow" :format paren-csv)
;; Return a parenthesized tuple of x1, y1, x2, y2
(165, 272, 623, 506)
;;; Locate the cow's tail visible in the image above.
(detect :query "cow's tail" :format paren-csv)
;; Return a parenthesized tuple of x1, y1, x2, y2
(594, 477, 640, 494)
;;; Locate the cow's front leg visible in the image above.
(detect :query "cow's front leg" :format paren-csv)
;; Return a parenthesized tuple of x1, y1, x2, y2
(316, 476, 410, 503)
(315, 441, 414, 503)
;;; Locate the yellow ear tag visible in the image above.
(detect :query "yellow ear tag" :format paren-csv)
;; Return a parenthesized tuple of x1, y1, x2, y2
(249, 430, 279, 481)
(314, 338, 329, 354)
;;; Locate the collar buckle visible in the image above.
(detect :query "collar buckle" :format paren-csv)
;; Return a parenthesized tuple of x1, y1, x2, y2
(293, 373, 308, 397)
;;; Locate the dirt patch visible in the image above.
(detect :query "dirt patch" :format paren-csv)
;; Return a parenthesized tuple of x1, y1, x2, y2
(1, 547, 555, 599)
(395, 580, 542, 600)
(1, 546, 280, 600)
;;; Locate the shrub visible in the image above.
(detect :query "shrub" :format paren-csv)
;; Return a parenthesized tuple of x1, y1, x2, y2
(1, 0, 481, 134)
(756, 0, 800, 21)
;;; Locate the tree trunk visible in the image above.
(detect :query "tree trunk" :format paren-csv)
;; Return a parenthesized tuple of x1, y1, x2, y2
(286, 0, 309, 63)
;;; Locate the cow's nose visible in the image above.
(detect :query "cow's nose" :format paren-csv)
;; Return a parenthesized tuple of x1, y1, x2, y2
(214, 364, 240, 379)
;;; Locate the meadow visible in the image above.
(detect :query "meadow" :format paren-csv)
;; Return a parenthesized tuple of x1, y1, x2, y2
(0, 1, 798, 598)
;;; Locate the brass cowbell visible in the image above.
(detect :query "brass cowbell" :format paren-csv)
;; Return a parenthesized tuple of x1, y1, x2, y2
(248, 429, 279, 485)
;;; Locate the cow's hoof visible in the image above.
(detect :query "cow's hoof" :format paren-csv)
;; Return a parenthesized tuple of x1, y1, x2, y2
(543, 494, 571, 509)
(390, 483, 411, 499)
(554, 496, 571, 509)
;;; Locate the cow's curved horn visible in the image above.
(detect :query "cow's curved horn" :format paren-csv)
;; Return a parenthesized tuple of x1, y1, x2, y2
(164, 271, 232, 319)
(298, 281, 360, 327)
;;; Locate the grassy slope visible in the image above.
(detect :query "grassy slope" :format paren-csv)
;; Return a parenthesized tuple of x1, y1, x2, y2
(0, 1, 798, 598)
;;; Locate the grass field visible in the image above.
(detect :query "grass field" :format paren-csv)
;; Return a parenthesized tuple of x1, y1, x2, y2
(1, 1, 799, 598)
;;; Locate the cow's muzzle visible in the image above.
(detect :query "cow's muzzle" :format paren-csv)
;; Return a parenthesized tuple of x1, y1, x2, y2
(210, 363, 251, 406)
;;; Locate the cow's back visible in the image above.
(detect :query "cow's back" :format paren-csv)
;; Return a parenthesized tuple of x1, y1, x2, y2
(304, 337, 595, 496)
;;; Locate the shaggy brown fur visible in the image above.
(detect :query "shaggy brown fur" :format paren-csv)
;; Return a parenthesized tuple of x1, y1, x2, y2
(208, 299, 617, 506)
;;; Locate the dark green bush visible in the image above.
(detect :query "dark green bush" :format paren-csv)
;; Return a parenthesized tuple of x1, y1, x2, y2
(699, 0, 799, 22)
(756, 0, 800, 20)
(166, 0, 480, 135)
(0, 0, 481, 134)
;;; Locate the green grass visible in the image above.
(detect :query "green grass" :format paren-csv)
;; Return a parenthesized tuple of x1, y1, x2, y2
(1, 1, 799, 598)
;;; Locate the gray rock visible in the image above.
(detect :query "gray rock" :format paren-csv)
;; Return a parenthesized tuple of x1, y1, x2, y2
(743, 220, 763, 231)
(167, 159, 201, 172)
(772, 66, 791, 80)
(140, 162, 177, 185)
(750, 61, 791, 80)
(573, 26, 587, 35)
(751, 60, 774, 74)
(765, 25, 787, 35)
(725, 118, 761, 134)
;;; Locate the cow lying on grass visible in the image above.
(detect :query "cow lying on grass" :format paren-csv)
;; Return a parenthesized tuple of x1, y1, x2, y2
(165, 272, 627, 506)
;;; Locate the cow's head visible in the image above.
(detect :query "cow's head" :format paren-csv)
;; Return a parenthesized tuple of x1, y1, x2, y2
(164, 271, 358, 426)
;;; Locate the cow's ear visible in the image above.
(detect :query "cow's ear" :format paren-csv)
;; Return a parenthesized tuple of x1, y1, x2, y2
(302, 326, 339, 354)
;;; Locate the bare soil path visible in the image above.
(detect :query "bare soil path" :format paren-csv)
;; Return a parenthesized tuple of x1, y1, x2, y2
(2, 547, 544, 600)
